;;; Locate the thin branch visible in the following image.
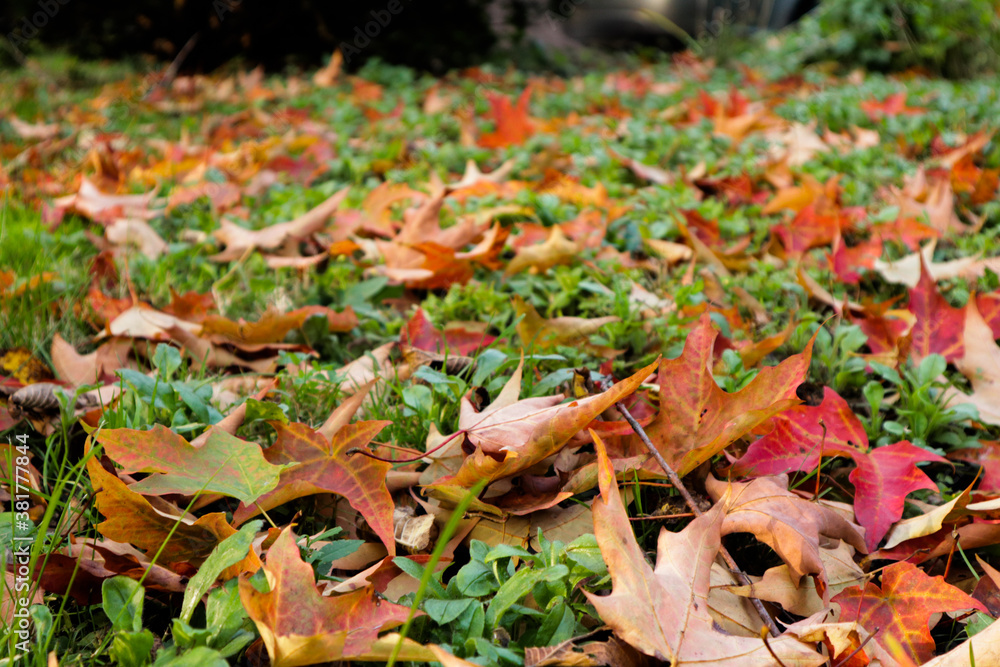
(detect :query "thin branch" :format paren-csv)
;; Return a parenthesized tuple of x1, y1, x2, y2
(760, 625, 791, 667)
(831, 627, 878, 667)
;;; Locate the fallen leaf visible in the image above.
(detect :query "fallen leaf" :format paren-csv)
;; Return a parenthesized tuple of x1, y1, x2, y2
(636, 313, 813, 477)
(947, 296, 1000, 424)
(212, 187, 349, 261)
(584, 433, 825, 666)
(238, 527, 411, 667)
(86, 456, 237, 564)
(850, 441, 948, 552)
(706, 475, 866, 585)
(231, 406, 395, 556)
(432, 358, 657, 489)
(105, 219, 168, 259)
(512, 295, 619, 355)
(908, 257, 964, 362)
(832, 561, 985, 665)
(479, 87, 534, 148)
(505, 226, 579, 276)
(201, 305, 357, 345)
(97, 425, 286, 504)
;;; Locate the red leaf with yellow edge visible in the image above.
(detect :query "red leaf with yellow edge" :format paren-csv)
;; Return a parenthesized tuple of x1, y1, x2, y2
(908, 255, 964, 362)
(584, 433, 825, 666)
(832, 561, 986, 666)
(850, 441, 947, 552)
(86, 456, 238, 565)
(478, 87, 534, 148)
(431, 358, 657, 490)
(637, 313, 813, 477)
(731, 387, 868, 478)
(232, 392, 393, 555)
(238, 528, 411, 667)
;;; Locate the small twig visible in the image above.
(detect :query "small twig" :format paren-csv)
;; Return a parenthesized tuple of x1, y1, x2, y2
(760, 625, 791, 667)
(609, 385, 782, 638)
(831, 627, 878, 667)
(146, 32, 200, 99)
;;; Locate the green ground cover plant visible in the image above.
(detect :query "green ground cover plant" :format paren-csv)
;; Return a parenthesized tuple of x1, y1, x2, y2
(3, 31, 1000, 667)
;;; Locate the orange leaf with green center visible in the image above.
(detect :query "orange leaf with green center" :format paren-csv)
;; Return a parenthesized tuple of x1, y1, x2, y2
(832, 561, 986, 665)
(908, 257, 964, 362)
(478, 87, 533, 148)
(232, 395, 393, 554)
(239, 527, 411, 667)
(431, 358, 658, 490)
(584, 433, 825, 666)
(86, 456, 239, 564)
(637, 313, 813, 477)
(98, 425, 286, 505)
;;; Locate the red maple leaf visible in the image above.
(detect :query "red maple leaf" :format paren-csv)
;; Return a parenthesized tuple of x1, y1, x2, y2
(634, 314, 813, 477)
(908, 257, 964, 362)
(478, 87, 534, 148)
(860, 92, 926, 121)
(733, 389, 948, 551)
(399, 308, 495, 355)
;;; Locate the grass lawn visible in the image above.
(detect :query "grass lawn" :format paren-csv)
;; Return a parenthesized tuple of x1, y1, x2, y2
(3, 33, 1000, 667)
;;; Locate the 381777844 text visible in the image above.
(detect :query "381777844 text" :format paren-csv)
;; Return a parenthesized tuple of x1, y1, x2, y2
(6, 433, 36, 655)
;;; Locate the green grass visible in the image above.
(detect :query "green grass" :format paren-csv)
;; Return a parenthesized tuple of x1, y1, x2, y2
(2, 32, 1000, 666)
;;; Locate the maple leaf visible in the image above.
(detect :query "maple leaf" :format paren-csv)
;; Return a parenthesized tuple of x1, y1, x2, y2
(200, 305, 358, 345)
(636, 313, 813, 477)
(880, 168, 972, 236)
(850, 442, 948, 552)
(231, 405, 395, 555)
(830, 233, 883, 285)
(771, 203, 863, 257)
(86, 456, 239, 564)
(949, 440, 1000, 492)
(504, 226, 579, 276)
(211, 187, 349, 262)
(832, 561, 986, 665)
(732, 390, 947, 551)
(238, 527, 411, 667)
(705, 475, 866, 586)
(908, 256, 964, 362)
(946, 296, 1000, 424)
(49, 177, 160, 226)
(97, 425, 285, 505)
(584, 434, 825, 666)
(512, 295, 620, 357)
(431, 358, 657, 490)
(860, 92, 926, 121)
(731, 387, 868, 477)
(399, 308, 495, 356)
(479, 87, 534, 148)
(873, 240, 981, 288)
